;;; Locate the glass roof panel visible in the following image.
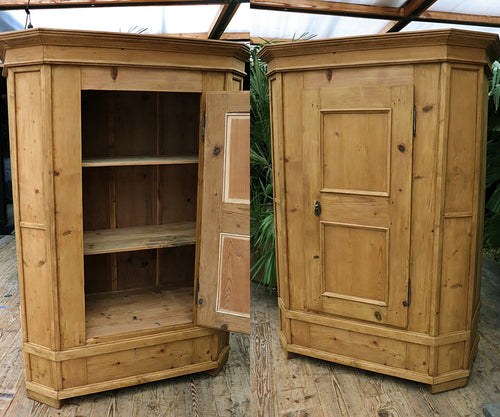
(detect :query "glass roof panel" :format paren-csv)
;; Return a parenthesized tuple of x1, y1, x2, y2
(225, 3, 251, 33)
(428, 0, 500, 15)
(251, 9, 390, 39)
(7, 5, 220, 34)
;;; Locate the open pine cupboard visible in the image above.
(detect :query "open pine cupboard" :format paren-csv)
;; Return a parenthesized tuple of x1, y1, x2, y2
(260, 29, 500, 393)
(0, 28, 249, 407)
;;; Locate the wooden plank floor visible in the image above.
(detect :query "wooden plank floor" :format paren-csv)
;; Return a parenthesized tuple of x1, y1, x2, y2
(0, 235, 250, 417)
(251, 258, 500, 417)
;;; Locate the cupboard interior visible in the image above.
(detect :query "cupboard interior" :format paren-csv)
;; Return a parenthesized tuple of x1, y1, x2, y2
(81, 90, 201, 338)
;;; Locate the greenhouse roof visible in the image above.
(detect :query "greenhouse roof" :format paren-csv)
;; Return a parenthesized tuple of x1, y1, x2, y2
(0, 0, 498, 41)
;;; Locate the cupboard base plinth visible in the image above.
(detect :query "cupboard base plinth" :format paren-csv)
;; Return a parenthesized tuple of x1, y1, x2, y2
(24, 327, 229, 407)
(280, 313, 476, 393)
(26, 389, 62, 409)
(427, 377, 468, 394)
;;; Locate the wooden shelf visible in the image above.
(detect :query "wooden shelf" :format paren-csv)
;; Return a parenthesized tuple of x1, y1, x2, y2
(82, 155, 199, 167)
(85, 286, 193, 339)
(84, 222, 196, 255)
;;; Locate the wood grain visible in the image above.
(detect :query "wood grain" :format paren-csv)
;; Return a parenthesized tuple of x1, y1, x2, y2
(85, 286, 193, 339)
(196, 91, 250, 335)
(83, 223, 196, 255)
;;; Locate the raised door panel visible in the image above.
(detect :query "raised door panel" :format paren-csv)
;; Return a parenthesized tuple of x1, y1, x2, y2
(304, 85, 414, 328)
(196, 91, 250, 334)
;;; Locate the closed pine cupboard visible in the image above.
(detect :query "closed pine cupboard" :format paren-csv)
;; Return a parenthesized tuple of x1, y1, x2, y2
(259, 29, 500, 393)
(0, 28, 249, 407)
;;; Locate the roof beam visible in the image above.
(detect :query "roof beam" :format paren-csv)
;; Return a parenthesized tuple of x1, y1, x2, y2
(402, 0, 436, 17)
(0, 0, 229, 10)
(208, 0, 241, 39)
(417, 10, 500, 28)
(380, 0, 437, 33)
(250, 0, 403, 20)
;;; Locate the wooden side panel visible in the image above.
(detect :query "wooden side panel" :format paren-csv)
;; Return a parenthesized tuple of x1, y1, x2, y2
(51, 66, 86, 348)
(437, 342, 466, 374)
(439, 218, 471, 334)
(282, 72, 306, 312)
(407, 344, 429, 375)
(444, 68, 478, 214)
(290, 320, 310, 346)
(14, 71, 45, 225)
(440, 67, 481, 336)
(21, 229, 52, 347)
(86, 338, 211, 384)
(11, 68, 54, 349)
(226, 75, 243, 91)
(61, 359, 88, 389)
(473, 73, 489, 317)
(30, 356, 55, 389)
(293, 322, 407, 369)
(269, 74, 289, 310)
(197, 91, 249, 334)
(408, 64, 441, 334)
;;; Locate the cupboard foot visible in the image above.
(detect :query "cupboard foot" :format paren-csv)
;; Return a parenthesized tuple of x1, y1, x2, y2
(427, 377, 468, 394)
(26, 389, 62, 408)
(285, 350, 297, 359)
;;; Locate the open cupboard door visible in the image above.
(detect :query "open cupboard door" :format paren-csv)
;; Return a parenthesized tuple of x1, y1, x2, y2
(196, 91, 250, 334)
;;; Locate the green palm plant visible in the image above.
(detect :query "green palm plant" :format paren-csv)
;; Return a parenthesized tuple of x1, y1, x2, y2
(250, 34, 316, 291)
(485, 61, 500, 249)
(250, 46, 276, 290)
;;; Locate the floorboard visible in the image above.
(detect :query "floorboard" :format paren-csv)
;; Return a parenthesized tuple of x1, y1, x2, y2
(0, 236, 249, 417)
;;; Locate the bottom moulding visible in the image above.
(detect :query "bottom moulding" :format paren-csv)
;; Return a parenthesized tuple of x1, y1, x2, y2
(22, 326, 230, 408)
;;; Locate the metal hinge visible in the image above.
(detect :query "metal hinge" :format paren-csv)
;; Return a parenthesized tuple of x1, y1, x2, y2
(202, 112, 206, 141)
(195, 280, 200, 304)
(408, 277, 412, 307)
(413, 105, 416, 137)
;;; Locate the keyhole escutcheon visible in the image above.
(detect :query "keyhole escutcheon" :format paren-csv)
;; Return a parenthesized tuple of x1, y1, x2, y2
(314, 201, 321, 217)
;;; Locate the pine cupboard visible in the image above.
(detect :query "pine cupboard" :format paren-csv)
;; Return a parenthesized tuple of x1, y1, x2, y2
(259, 29, 500, 393)
(0, 28, 250, 408)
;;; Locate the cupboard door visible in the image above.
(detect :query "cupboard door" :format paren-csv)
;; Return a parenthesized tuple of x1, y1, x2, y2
(304, 85, 413, 328)
(196, 91, 250, 334)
